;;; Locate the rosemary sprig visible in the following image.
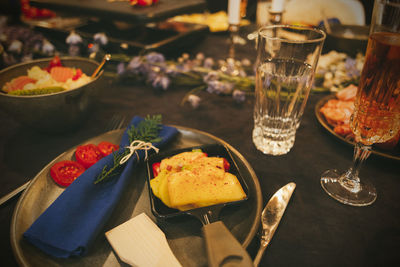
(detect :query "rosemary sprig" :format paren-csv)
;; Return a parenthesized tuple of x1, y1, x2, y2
(127, 114, 162, 144)
(94, 115, 163, 184)
(93, 150, 129, 184)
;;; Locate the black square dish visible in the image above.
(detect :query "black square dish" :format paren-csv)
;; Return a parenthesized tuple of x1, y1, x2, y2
(146, 144, 249, 219)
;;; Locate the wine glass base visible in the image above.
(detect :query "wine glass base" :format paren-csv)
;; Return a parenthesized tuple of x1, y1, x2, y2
(321, 170, 377, 206)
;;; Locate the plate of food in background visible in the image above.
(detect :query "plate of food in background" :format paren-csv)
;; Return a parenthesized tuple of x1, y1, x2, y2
(315, 84, 400, 160)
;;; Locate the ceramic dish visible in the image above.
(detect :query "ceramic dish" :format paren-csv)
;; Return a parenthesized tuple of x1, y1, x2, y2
(146, 143, 249, 219)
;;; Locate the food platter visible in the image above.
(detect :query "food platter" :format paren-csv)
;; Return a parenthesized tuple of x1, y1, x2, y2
(315, 95, 400, 161)
(10, 126, 262, 267)
(30, 0, 206, 24)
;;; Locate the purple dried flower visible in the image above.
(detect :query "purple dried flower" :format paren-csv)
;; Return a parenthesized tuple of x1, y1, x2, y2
(117, 62, 126, 75)
(188, 94, 201, 108)
(150, 74, 170, 90)
(203, 57, 214, 68)
(42, 40, 55, 55)
(345, 57, 360, 78)
(165, 64, 180, 76)
(66, 31, 82, 45)
(8, 40, 22, 54)
(127, 56, 147, 74)
(160, 76, 170, 90)
(233, 90, 246, 103)
(224, 58, 239, 76)
(203, 71, 219, 83)
(146, 52, 165, 64)
(206, 80, 233, 95)
(176, 62, 191, 72)
(94, 32, 108, 45)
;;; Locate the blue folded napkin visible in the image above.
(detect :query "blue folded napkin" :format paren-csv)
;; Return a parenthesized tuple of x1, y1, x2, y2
(24, 116, 178, 258)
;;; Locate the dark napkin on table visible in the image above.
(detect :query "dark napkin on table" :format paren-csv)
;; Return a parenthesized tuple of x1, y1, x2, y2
(23, 116, 178, 258)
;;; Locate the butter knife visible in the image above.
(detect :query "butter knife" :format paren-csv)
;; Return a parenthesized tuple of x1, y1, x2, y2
(253, 182, 296, 266)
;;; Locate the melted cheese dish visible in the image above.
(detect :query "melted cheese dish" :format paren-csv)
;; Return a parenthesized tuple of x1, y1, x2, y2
(150, 151, 246, 211)
(170, 11, 250, 32)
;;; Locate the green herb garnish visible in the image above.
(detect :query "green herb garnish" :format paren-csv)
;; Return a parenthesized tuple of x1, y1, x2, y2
(94, 115, 163, 184)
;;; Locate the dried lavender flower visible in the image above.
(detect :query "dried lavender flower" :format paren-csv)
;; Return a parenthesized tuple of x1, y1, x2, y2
(8, 40, 22, 54)
(146, 52, 165, 63)
(42, 39, 55, 55)
(203, 57, 214, 68)
(203, 71, 219, 83)
(117, 62, 126, 75)
(233, 89, 246, 103)
(206, 80, 233, 95)
(188, 94, 201, 108)
(127, 56, 145, 74)
(94, 32, 108, 45)
(66, 31, 82, 45)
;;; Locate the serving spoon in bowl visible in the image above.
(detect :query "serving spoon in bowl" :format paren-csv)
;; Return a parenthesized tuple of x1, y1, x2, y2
(91, 53, 111, 78)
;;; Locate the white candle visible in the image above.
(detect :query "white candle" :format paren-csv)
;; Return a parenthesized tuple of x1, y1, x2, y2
(228, 0, 241, 25)
(270, 0, 285, 12)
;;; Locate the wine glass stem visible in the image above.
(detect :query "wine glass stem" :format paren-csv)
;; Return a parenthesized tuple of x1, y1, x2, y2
(341, 142, 371, 192)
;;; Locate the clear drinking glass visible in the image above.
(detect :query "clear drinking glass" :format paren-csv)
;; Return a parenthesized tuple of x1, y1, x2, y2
(321, 0, 400, 206)
(253, 25, 326, 155)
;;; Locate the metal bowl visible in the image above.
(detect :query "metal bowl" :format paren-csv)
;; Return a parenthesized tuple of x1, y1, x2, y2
(0, 57, 102, 133)
(324, 24, 369, 56)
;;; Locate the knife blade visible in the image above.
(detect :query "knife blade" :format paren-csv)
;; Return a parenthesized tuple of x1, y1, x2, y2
(253, 182, 296, 266)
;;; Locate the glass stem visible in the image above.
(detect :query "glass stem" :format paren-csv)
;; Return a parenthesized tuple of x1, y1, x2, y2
(341, 142, 371, 192)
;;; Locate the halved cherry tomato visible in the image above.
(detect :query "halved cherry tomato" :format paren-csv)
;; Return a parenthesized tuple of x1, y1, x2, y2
(97, 141, 119, 157)
(72, 68, 83, 81)
(50, 160, 85, 187)
(152, 162, 161, 177)
(223, 158, 230, 171)
(45, 55, 62, 72)
(75, 144, 103, 169)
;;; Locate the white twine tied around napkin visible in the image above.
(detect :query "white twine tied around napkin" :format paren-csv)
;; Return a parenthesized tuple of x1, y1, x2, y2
(119, 140, 159, 165)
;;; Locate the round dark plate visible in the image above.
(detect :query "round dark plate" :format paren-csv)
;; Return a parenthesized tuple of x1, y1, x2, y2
(315, 95, 400, 161)
(11, 126, 262, 267)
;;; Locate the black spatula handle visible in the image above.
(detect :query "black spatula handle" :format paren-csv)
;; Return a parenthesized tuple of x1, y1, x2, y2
(202, 221, 253, 267)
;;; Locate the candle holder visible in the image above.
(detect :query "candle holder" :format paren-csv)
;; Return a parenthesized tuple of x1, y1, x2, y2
(268, 9, 283, 25)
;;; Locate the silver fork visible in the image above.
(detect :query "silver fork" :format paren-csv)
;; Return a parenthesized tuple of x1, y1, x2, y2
(0, 115, 127, 207)
(106, 114, 126, 133)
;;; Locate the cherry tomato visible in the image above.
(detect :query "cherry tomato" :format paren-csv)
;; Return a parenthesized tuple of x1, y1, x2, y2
(152, 162, 161, 177)
(72, 68, 83, 81)
(75, 144, 103, 169)
(97, 141, 119, 157)
(45, 55, 62, 72)
(50, 160, 85, 187)
(223, 158, 230, 171)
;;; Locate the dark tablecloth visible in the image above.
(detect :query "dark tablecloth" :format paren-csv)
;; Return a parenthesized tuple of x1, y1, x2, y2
(0, 31, 399, 267)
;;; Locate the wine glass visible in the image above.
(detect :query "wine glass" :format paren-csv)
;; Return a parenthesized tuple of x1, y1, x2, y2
(320, 0, 400, 206)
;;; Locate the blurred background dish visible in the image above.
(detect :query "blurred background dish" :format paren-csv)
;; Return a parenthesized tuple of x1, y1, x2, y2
(323, 24, 369, 56)
(0, 57, 102, 133)
(283, 0, 365, 26)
